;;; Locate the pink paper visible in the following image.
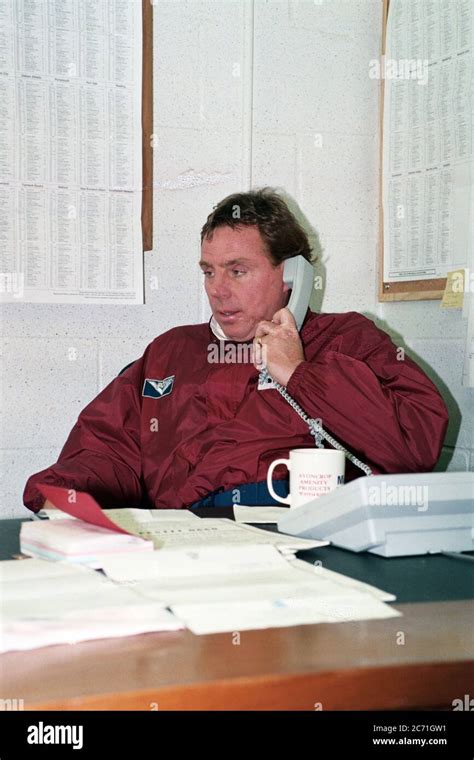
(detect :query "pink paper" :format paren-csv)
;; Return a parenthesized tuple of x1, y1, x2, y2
(37, 484, 131, 535)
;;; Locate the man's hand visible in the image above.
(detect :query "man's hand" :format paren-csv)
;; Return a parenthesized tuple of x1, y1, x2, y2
(253, 307, 305, 386)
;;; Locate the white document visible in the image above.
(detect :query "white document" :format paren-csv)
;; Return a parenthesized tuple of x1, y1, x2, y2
(98, 515, 326, 553)
(106, 508, 200, 525)
(0, 608, 182, 653)
(171, 595, 401, 635)
(382, 0, 473, 282)
(100, 543, 400, 634)
(100, 546, 395, 603)
(0, 557, 88, 581)
(100, 543, 294, 582)
(288, 558, 395, 602)
(0, 0, 144, 304)
(2, 569, 114, 603)
(233, 505, 291, 523)
(129, 560, 395, 608)
(0, 558, 182, 653)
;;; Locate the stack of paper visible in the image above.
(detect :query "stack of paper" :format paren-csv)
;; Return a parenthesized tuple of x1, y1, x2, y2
(20, 519, 153, 568)
(23, 485, 154, 567)
(0, 558, 183, 653)
(36, 503, 316, 557)
(99, 544, 401, 635)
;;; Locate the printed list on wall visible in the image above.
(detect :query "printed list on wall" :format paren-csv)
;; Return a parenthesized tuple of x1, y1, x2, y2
(383, 0, 472, 283)
(0, 0, 144, 303)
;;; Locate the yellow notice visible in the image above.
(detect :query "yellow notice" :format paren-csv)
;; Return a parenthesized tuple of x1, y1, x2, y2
(441, 270, 465, 309)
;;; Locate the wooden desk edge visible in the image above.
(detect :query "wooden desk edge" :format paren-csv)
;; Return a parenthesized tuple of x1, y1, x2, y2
(22, 659, 474, 711)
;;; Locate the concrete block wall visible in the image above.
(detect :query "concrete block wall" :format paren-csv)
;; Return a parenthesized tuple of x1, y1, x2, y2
(1, 0, 471, 517)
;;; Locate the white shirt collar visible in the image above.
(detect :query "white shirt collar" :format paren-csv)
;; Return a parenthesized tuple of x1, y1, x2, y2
(209, 316, 230, 341)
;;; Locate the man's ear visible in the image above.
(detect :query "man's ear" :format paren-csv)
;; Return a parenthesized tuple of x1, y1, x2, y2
(278, 261, 290, 292)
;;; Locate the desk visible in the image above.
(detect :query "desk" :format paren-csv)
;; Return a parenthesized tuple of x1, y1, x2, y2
(1, 516, 473, 711)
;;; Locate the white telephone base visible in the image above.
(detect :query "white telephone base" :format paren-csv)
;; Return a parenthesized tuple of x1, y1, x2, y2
(277, 472, 474, 557)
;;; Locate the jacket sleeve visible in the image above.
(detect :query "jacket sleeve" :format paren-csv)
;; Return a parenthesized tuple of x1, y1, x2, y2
(23, 355, 145, 513)
(287, 314, 449, 474)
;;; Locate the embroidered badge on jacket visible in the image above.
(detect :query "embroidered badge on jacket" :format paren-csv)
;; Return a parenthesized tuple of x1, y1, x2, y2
(142, 376, 175, 399)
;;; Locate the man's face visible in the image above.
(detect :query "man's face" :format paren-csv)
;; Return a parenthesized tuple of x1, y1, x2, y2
(200, 225, 289, 342)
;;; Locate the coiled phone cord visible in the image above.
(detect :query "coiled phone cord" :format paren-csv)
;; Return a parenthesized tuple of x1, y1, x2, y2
(259, 367, 373, 477)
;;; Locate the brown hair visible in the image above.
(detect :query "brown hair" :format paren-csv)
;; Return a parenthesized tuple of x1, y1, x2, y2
(200, 188, 313, 265)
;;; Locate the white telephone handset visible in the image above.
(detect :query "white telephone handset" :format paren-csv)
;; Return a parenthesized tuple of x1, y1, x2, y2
(283, 256, 314, 331)
(265, 256, 372, 476)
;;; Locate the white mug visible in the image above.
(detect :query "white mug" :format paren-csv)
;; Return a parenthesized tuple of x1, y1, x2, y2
(267, 448, 345, 508)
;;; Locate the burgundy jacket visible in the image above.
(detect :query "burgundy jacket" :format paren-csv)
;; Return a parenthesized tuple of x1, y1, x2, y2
(23, 311, 449, 512)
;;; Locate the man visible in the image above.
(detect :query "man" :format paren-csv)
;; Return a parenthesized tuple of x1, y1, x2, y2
(24, 189, 449, 512)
